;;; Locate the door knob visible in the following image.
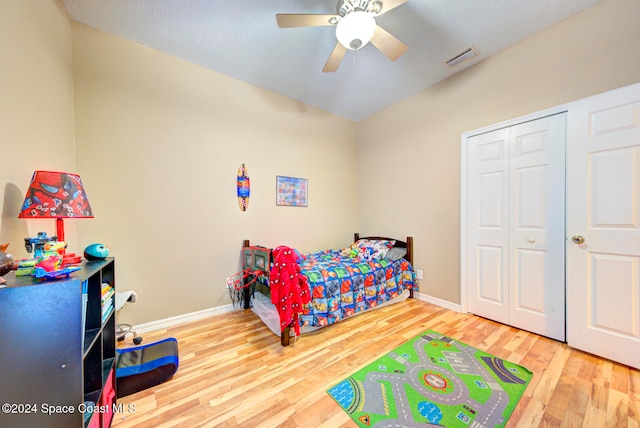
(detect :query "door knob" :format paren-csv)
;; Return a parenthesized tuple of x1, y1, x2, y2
(571, 235, 585, 244)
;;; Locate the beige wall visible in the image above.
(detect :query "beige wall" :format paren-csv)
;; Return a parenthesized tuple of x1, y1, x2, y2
(71, 23, 358, 325)
(358, 0, 640, 305)
(0, 0, 76, 258)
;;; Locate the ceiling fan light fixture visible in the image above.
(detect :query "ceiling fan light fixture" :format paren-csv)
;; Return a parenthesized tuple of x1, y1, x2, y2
(336, 11, 376, 50)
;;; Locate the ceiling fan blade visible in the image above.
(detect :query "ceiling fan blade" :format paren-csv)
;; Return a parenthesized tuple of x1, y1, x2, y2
(377, 0, 408, 16)
(322, 43, 348, 72)
(276, 14, 339, 28)
(370, 25, 408, 61)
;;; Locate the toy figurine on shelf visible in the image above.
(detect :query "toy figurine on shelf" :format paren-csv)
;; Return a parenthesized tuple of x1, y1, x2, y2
(36, 254, 61, 272)
(16, 231, 83, 278)
(24, 232, 58, 258)
(33, 254, 80, 280)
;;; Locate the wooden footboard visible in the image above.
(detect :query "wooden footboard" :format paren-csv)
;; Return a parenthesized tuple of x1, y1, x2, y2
(244, 233, 415, 346)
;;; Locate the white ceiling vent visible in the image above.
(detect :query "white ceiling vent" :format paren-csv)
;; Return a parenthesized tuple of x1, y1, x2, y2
(445, 46, 480, 68)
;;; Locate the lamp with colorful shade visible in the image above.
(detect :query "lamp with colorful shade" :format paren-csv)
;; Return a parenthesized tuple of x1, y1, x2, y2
(18, 170, 93, 243)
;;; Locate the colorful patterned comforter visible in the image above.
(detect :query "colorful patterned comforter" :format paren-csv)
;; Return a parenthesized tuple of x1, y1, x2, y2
(295, 250, 415, 328)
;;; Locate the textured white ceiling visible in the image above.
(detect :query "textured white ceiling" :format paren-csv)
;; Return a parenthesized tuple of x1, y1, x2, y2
(61, 0, 601, 121)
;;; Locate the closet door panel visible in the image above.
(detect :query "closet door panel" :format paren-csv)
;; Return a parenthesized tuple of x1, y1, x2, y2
(467, 129, 510, 325)
(508, 115, 566, 341)
(477, 245, 505, 303)
(514, 248, 546, 313)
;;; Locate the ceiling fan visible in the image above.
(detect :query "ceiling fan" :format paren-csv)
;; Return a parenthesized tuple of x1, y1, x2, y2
(276, 0, 409, 72)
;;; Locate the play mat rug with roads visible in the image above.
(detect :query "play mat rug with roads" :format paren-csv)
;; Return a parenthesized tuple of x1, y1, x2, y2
(327, 330, 532, 427)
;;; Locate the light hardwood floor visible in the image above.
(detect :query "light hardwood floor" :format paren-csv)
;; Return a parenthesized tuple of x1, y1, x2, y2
(112, 299, 640, 427)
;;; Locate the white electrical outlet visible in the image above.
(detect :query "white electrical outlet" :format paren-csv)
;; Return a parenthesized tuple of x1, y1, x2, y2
(416, 269, 424, 280)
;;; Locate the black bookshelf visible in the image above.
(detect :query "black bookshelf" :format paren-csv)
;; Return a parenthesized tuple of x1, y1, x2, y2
(0, 258, 117, 428)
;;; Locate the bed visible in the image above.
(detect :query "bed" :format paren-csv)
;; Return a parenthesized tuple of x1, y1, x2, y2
(241, 233, 416, 346)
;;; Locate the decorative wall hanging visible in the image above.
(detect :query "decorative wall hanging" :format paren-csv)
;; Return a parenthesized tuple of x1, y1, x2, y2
(237, 164, 250, 211)
(276, 176, 308, 207)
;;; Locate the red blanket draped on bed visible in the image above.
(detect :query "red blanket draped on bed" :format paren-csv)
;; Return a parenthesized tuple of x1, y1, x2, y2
(269, 246, 311, 336)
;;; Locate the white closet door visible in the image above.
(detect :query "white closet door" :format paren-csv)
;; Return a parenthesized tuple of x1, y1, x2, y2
(467, 128, 511, 326)
(567, 82, 640, 369)
(508, 115, 566, 341)
(466, 114, 566, 341)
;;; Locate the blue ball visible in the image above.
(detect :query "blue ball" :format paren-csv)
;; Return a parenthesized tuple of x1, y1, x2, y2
(84, 243, 109, 261)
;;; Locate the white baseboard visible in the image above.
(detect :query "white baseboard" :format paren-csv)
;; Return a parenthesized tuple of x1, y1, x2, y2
(414, 292, 462, 313)
(133, 304, 237, 334)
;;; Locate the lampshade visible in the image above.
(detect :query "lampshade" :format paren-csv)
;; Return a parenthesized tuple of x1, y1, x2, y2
(19, 171, 93, 242)
(336, 11, 376, 50)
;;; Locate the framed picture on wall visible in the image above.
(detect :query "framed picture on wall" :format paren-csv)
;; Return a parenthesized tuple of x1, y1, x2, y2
(276, 176, 308, 207)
